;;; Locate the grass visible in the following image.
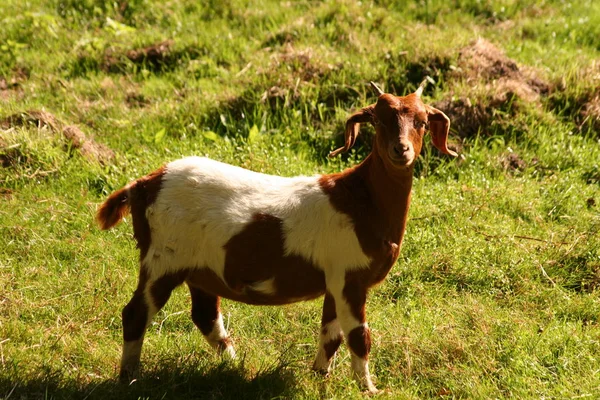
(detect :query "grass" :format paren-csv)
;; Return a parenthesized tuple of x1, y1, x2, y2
(1, 0, 599, 398)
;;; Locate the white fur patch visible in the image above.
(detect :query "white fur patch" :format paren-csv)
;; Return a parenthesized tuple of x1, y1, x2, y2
(142, 157, 371, 286)
(249, 278, 277, 295)
(325, 275, 364, 333)
(120, 339, 144, 375)
(205, 313, 235, 358)
(351, 358, 377, 393)
(313, 319, 343, 372)
(321, 320, 343, 343)
(206, 313, 228, 343)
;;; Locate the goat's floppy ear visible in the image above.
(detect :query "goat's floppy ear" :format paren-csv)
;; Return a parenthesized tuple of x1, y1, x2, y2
(426, 105, 458, 157)
(329, 106, 374, 157)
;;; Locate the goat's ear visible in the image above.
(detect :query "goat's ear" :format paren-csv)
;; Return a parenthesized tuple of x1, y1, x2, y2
(329, 105, 374, 157)
(426, 105, 458, 157)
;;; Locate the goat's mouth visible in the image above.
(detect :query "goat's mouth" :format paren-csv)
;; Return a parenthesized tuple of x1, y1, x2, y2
(387, 150, 415, 168)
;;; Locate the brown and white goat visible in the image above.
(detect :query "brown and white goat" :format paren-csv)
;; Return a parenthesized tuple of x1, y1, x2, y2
(97, 83, 456, 393)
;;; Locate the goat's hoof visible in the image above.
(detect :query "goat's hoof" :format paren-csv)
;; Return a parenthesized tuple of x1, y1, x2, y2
(118, 369, 139, 385)
(312, 367, 330, 377)
(221, 345, 237, 360)
(366, 387, 381, 396)
(311, 361, 331, 376)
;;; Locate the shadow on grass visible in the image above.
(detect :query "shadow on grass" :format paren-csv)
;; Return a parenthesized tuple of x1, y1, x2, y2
(0, 359, 300, 400)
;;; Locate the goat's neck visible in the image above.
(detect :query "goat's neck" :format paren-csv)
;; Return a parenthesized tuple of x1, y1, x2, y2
(365, 152, 412, 239)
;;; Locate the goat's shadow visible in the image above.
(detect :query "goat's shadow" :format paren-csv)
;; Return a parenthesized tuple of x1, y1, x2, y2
(1, 358, 300, 400)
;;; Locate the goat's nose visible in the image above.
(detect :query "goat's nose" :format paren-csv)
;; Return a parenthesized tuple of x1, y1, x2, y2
(394, 143, 410, 155)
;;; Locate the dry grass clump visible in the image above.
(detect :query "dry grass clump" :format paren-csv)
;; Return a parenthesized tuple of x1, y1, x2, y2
(580, 93, 600, 134)
(499, 152, 528, 173)
(0, 66, 28, 101)
(1, 110, 115, 165)
(545, 60, 600, 136)
(62, 125, 115, 165)
(102, 40, 176, 73)
(0, 110, 60, 131)
(579, 62, 600, 132)
(437, 38, 551, 138)
(259, 43, 338, 106)
(454, 38, 549, 100)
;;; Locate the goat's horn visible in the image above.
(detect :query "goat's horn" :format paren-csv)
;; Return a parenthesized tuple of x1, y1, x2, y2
(415, 76, 435, 97)
(369, 81, 384, 96)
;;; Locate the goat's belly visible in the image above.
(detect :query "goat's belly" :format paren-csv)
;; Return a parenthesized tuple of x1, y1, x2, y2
(186, 265, 326, 305)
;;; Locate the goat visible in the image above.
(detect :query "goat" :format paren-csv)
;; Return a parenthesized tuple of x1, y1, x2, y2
(97, 82, 456, 393)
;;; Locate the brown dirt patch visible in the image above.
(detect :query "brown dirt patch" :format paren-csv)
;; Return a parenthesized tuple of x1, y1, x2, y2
(0, 110, 59, 131)
(581, 94, 600, 133)
(1, 110, 115, 165)
(436, 39, 551, 138)
(125, 90, 149, 108)
(0, 188, 13, 200)
(259, 44, 338, 106)
(63, 125, 115, 165)
(548, 61, 600, 136)
(434, 95, 521, 139)
(126, 39, 174, 65)
(276, 43, 334, 82)
(103, 40, 176, 72)
(454, 38, 550, 97)
(0, 66, 29, 101)
(262, 17, 309, 47)
(500, 153, 527, 172)
(587, 198, 596, 209)
(0, 147, 30, 168)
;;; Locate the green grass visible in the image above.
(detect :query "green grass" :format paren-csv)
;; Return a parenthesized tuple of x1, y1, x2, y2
(1, 0, 600, 398)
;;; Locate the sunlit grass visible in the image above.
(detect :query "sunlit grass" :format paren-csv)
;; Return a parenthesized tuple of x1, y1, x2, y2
(1, 0, 599, 398)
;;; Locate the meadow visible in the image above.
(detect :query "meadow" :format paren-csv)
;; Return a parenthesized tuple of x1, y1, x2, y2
(1, 0, 599, 398)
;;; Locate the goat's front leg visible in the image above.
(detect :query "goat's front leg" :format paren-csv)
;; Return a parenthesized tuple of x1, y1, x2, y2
(328, 276, 377, 393)
(313, 291, 343, 374)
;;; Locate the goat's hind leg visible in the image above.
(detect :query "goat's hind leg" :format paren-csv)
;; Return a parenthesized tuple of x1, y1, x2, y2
(187, 283, 235, 358)
(120, 267, 185, 382)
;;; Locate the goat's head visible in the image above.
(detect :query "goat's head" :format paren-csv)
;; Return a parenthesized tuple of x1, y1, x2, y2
(329, 82, 457, 171)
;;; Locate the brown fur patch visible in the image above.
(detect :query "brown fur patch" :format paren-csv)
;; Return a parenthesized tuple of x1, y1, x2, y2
(122, 268, 149, 342)
(221, 213, 326, 304)
(347, 325, 371, 359)
(324, 337, 343, 360)
(319, 154, 409, 289)
(149, 270, 186, 310)
(342, 278, 367, 323)
(129, 167, 166, 261)
(322, 96, 425, 348)
(321, 292, 337, 327)
(217, 337, 233, 351)
(96, 186, 130, 230)
(188, 284, 220, 336)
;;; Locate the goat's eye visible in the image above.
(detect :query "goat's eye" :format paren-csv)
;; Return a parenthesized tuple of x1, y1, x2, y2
(415, 120, 428, 130)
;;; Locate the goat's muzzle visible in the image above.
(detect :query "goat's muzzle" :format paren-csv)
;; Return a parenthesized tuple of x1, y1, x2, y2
(387, 142, 415, 168)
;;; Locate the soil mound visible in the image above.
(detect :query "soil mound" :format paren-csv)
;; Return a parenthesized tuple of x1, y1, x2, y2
(1, 110, 115, 165)
(437, 38, 551, 138)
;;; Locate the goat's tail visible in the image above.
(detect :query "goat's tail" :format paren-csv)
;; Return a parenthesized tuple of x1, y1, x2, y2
(97, 184, 133, 230)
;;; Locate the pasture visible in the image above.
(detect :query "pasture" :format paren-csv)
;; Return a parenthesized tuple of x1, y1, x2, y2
(1, 0, 599, 398)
